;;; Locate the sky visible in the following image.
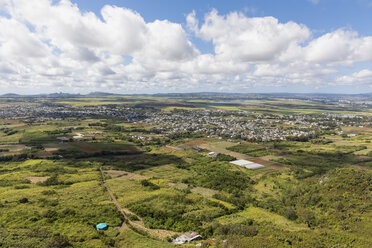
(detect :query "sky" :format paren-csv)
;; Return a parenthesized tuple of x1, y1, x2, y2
(0, 0, 371, 94)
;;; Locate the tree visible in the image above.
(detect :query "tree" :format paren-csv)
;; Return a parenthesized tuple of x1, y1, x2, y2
(283, 207, 298, 220)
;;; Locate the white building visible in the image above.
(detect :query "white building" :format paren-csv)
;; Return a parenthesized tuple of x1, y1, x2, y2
(230, 159, 264, 169)
(173, 232, 202, 244)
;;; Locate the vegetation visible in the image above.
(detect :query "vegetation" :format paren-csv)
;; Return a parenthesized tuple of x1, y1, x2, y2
(0, 95, 371, 247)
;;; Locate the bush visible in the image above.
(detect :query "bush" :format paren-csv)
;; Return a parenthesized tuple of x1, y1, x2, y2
(42, 190, 57, 195)
(19, 197, 29, 203)
(215, 153, 236, 161)
(42, 209, 58, 219)
(283, 207, 298, 220)
(61, 208, 76, 216)
(127, 213, 139, 221)
(298, 208, 315, 227)
(39, 175, 60, 186)
(14, 185, 30, 189)
(43, 234, 70, 248)
(140, 179, 160, 190)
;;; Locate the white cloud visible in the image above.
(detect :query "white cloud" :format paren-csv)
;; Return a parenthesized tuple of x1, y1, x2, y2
(0, 18, 50, 59)
(304, 29, 372, 64)
(188, 9, 310, 62)
(0, 1, 371, 93)
(336, 69, 372, 86)
(138, 20, 199, 61)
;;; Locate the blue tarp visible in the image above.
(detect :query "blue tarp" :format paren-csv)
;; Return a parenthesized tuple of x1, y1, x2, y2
(96, 223, 108, 230)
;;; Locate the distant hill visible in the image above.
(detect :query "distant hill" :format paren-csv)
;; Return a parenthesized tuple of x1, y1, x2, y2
(0, 92, 371, 99)
(87, 92, 117, 96)
(41, 92, 80, 98)
(0, 93, 20, 98)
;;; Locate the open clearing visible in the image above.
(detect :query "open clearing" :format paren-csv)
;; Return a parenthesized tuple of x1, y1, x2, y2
(198, 140, 252, 160)
(26, 176, 49, 184)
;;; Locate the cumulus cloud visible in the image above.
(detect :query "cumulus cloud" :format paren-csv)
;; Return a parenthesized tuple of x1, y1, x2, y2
(304, 29, 372, 64)
(336, 69, 372, 86)
(0, 18, 49, 59)
(188, 9, 310, 62)
(0, 0, 371, 93)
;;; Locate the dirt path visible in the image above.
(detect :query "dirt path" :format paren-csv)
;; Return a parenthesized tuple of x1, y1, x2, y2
(99, 167, 178, 239)
(99, 167, 129, 231)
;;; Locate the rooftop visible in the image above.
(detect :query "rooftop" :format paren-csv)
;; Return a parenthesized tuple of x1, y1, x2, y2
(230, 159, 264, 169)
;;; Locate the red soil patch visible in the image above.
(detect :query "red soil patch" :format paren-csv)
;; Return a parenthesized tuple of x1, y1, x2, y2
(2, 119, 20, 125)
(120, 145, 138, 152)
(184, 138, 207, 147)
(77, 143, 102, 153)
(36, 150, 57, 157)
(14, 125, 28, 129)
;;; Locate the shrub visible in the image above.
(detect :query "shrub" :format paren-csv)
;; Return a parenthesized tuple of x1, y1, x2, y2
(298, 208, 315, 227)
(42, 209, 58, 219)
(215, 153, 236, 161)
(43, 234, 70, 248)
(283, 207, 298, 220)
(61, 208, 76, 216)
(39, 175, 60, 186)
(14, 185, 30, 189)
(19, 197, 29, 203)
(127, 213, 139, 221)
(140, 179, 160, 190)
(41, 190, 57, 195)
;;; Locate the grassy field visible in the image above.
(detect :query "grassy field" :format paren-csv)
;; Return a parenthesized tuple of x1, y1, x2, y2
(217, 206, 308, 231)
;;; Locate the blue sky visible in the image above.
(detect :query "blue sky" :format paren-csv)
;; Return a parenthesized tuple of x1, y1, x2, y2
(73, 0, 372, 33)
(0, 0, 371, 94)
(74, 0, 372, 53)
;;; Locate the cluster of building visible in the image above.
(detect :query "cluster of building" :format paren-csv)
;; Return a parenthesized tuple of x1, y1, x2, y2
(0, 104, 144, 122)
(1, 102, 370, 142)
(143, 110, 349, 141)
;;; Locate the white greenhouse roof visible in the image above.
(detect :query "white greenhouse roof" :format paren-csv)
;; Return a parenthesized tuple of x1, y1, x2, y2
(230, 159, 264, 169)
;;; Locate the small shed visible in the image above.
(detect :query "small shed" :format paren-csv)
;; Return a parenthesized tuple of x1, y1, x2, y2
(173, 232, 202, 244)
(207, 152, 218, 158)
(57, 137, 69, 142)
(96, 223, 108, 230)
